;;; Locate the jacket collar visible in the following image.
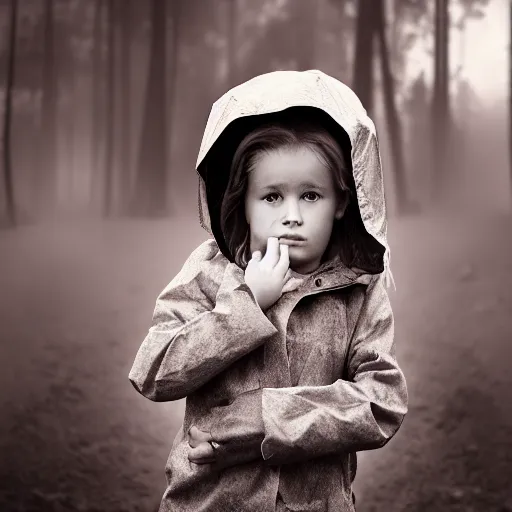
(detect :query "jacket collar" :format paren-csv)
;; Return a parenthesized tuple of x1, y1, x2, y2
(280, 253, 374, 294)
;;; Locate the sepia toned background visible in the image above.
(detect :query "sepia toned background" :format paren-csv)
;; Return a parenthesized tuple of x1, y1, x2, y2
(0, 0, 511, 511)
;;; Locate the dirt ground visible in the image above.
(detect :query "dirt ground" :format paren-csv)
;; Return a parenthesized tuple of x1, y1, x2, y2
(1, 211, 511, 512)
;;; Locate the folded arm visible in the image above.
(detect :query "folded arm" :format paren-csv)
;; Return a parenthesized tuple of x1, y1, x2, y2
(208, 273, 408, 466)
(128, 241, 278, 402)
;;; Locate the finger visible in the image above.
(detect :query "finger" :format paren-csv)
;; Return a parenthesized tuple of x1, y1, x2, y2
(188, 451, 216, 464)
(188, 426, 209, 438)
(262, 237, 280, 267)
(189, 456, 216, 464)
(187, 426, 198, 448)
(283, 268, 292, 283)
(190, 458, 216, 465)
(189, 444, 214, 460)
(275, 243, 290, 277)
(188, 426, 211, 447)
(251, 250, 262, 261)
(187, 426, 201, 448)
(188, 443, 215, 463)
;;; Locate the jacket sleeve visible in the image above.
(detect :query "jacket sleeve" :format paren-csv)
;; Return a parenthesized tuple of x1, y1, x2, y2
(208, 272, 408, 466)
(128, 241, 278, 402)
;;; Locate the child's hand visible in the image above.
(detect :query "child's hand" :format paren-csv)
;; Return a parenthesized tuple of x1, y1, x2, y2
(187, 426, 216, 464)
(244, 237, 291, 311)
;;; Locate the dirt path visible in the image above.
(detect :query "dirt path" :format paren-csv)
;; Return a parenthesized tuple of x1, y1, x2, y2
(354, 212, 512, 511)
(1, 212, 511, 511)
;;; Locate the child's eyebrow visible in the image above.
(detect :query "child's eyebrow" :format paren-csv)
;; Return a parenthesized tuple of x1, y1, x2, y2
(260, 182, 327, 191)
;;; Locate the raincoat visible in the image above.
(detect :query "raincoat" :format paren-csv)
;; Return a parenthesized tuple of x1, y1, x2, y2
(129, 70, 408, 512)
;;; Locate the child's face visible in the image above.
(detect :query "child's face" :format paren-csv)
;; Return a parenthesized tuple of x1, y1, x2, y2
(244, 145, 346, 275)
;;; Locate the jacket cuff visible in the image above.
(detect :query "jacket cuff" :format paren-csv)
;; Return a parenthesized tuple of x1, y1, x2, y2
(207, 388, 266, 468)
(218, 262, 279, 337)
(260, 388, 291, 463)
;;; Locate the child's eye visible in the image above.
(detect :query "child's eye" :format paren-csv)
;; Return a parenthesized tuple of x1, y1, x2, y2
(303, 192, 320, 201)
(263, 193, 280, 203)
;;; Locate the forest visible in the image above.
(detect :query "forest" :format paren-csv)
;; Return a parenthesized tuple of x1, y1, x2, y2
(1, 2, 512, 512)
(1, 0, 506, 226)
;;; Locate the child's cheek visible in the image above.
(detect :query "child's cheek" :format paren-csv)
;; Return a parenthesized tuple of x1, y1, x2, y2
(248, 231, 264, 256)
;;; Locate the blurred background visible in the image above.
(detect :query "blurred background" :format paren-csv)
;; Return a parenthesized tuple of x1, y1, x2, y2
(0, 0, 511, 511)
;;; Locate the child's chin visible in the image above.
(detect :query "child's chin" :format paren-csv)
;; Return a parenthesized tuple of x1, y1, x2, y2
(289, 255, 320, 274)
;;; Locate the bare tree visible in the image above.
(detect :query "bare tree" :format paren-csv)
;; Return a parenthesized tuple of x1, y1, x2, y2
(405, 72, 430, 210)
(431, 0, 450, 204)
(375, 0, 410, 214)
(92, 0, 104, 181)
(119, 0, 133, 214)
(103, 0, 115, 217)
(333, 0, 351, 81)
(64, 2, 79, 196)
(352, 0, 377, 114)
(2, 0, 18, 227)
(168, 0, 182, 164)
(132, 0, 168, 216)
(291, 0, 317, 70)
(226, 0, 237, 87)
(40, 0, 57, 216)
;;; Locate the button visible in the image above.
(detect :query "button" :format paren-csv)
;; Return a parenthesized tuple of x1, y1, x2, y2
(314, 278, 322, 287)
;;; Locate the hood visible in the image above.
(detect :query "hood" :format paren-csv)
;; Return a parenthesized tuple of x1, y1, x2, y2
(194, 69, 395, 290)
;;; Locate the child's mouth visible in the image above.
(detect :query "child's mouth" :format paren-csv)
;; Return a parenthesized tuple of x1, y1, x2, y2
(278, 237, 306, 246)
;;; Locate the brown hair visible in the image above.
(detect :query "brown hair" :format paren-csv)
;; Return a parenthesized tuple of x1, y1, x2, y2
(220, 114, 359, 269)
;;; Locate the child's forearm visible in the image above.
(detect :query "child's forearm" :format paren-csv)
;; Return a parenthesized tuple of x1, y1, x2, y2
(129, 245, 278, 402)
(206, 363, 406, 469)
(259, 274, 408, 464)
(206, 274, 408, 467)
(259, 364, 407, 464)
(199, 371, 403, 471)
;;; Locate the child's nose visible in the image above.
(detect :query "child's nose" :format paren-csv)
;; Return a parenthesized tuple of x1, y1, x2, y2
(282, 200, 303, 225)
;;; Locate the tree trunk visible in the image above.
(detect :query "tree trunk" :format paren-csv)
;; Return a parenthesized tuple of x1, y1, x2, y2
(92, 0, 104, 186)
(65, 22, 77, 206)
(510, 0, 512, 196)
(132, 0, 168, 216)
(431, 0, 450, 204)
(291, 0, 317, 70)
(375, 0, 410, 215)
(226, 0, 236, 87)
(119, 0, 132, 215)
(2, 0, 17, 227)
(103, 0, 115, 217)
(457, 22, 467, 181)
(406, 73, 430, 210)
(167, 1, 182, 218)
(336, 0, 350, 81)
(40, 0, 57, 217)
(390, 0, 407, 84)
(352, 0, 377, 115)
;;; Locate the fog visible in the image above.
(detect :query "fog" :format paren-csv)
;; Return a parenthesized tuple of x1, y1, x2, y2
(1, 0, 511, 510)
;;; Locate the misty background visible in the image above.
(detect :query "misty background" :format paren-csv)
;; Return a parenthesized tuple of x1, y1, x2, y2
(0, 0, 511, 511)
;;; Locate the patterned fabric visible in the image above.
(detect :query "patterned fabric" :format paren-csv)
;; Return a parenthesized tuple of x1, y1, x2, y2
(128, 70, 408, 511)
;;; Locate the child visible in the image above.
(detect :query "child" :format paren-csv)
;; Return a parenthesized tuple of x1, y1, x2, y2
(129, 69, 408, 512)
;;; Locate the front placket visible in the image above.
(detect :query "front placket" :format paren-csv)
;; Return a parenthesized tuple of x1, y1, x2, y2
(260, 266, 360, 511)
